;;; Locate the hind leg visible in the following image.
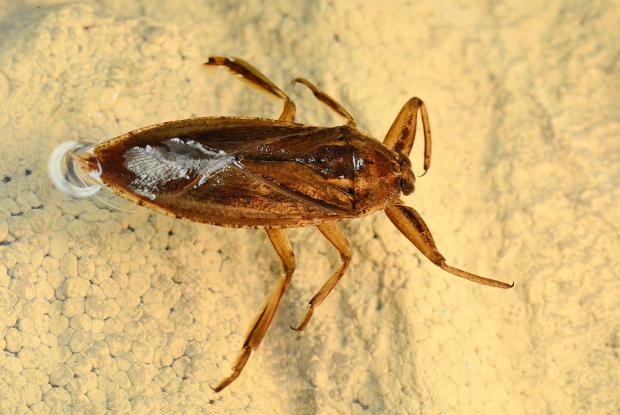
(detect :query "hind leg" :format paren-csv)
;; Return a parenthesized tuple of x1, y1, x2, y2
(211, 229, 295, 392)
(205, 56, 296, 122)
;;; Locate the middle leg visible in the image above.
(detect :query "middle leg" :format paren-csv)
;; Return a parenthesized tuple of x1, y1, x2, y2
(291, 77, 356, 127)
(292, 221, 352, 332)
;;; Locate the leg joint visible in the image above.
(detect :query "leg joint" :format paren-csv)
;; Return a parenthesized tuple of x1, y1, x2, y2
(283, 253, 296, 276)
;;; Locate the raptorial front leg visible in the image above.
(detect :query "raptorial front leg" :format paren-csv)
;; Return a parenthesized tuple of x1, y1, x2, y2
(205, 56, 296, 122)
(385, 204, 513, 289)
(383, 97, 432, 175)
(291, 77, 356, 127)
(211, 229, 295, 392)
(292, 222, 352, 332)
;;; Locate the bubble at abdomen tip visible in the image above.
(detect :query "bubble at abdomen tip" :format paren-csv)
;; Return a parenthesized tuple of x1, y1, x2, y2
(48, 141, 102, 198)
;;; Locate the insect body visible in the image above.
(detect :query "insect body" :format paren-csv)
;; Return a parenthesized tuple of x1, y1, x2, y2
(86, 118, 409, 228)
(55, 57, 512, 392)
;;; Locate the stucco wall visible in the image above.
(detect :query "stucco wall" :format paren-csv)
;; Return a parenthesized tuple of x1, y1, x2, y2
(0, 1, 618, 414)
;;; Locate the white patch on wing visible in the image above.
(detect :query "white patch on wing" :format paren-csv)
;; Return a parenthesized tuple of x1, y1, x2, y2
(123, 138, 239, 199)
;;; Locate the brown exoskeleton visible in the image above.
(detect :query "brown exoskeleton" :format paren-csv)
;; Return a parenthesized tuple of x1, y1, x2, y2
(61, 57, 512, 392)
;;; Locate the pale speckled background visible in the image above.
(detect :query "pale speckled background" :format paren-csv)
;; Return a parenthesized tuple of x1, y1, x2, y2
(0, 1, 618, 414)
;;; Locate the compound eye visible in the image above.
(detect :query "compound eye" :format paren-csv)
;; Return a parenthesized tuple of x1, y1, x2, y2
(399, 176, 415, 195)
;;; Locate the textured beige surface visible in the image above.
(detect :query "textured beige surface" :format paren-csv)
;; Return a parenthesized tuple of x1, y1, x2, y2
(0, 1, 618, 414)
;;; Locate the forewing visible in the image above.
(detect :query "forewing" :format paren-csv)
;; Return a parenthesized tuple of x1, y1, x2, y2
(150, 164, 349, 226)
(233, 126, 357, 212)
(93, 117, 358, 227)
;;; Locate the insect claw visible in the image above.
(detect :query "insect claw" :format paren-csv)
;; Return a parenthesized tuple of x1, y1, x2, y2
(291, 307, 313, 332)
(290, 317, 308, 332)
(418, 161, 431, 177)
(204, 56, 226, 66)
(209, 381, 229, 393)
